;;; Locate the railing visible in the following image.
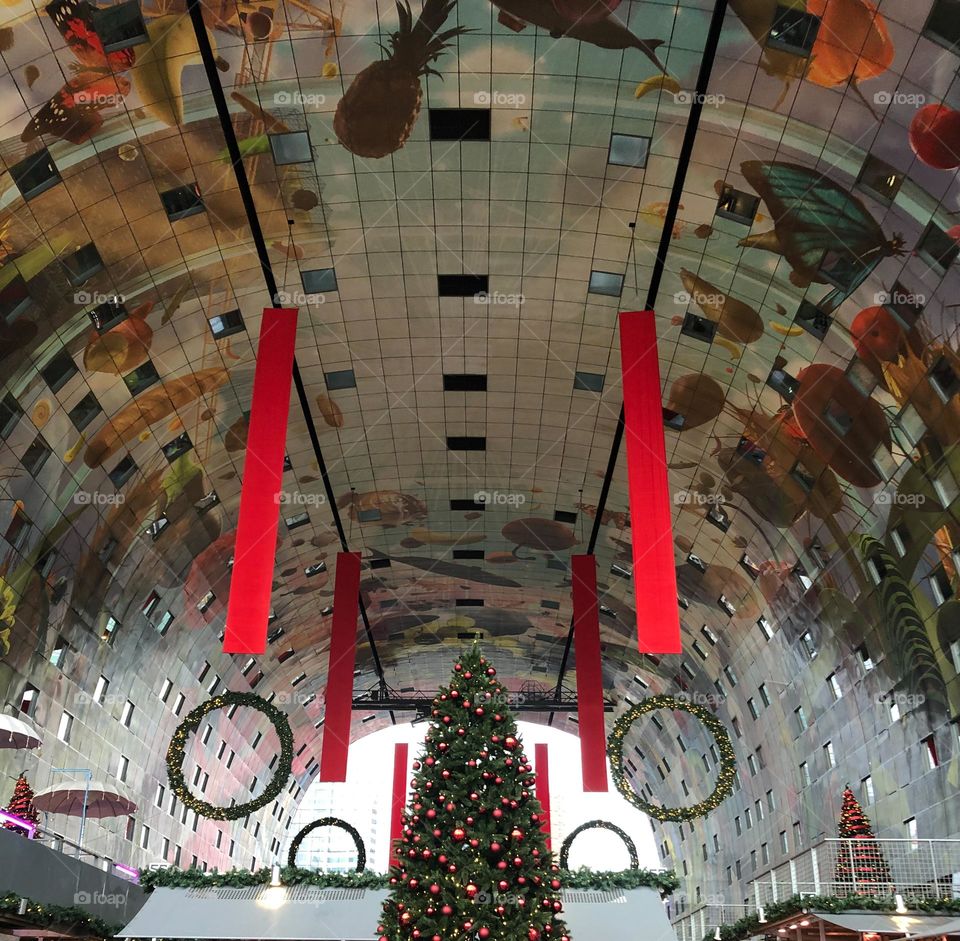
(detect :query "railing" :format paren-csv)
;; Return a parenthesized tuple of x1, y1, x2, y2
(31, 827, 140, 881)
(671, 903, 755, 941)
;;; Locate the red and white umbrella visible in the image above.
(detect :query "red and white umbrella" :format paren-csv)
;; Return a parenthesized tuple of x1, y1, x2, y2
(0, 714, 42, 750)
(33, 780, 137, 818)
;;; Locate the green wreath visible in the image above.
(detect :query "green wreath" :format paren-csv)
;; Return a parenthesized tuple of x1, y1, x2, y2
(559, 820, 639, 870)
(287, 817, 366, 871)
(167, 691, 293, 821)
(607, 695, 736, 822)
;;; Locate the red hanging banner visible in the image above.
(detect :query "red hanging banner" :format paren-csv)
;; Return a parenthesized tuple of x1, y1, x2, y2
(618, 310, 682, 654)
(223, 307, 298, 655)
(535, 743, 551, 851)
(319, 551, 362, 782)
(572, 555, 608, 792)
(389, 742, 409, 868)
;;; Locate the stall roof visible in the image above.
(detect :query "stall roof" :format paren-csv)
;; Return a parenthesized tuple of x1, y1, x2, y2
(120, 885, 678, 941)
(814, 913, 960, 936)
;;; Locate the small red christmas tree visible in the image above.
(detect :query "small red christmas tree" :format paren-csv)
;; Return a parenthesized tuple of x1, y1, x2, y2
(834, 784, 891, 891)
(4, 773, 40, 833)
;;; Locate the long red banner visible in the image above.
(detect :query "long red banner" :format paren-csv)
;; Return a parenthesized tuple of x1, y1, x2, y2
(572, 555, 608, 792)
(619, 310, 682, 654)
(535, 743, 551, 851)
(223, 307, 298, 655)
(319, 551, 362, 781)
(389, 742, 408, 868)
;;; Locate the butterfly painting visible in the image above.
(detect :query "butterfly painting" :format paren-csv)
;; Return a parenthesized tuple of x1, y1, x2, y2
(738, 160, 903, 294)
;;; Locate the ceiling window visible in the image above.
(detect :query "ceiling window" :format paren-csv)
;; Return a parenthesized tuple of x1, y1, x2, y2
(855, 153, 904, 204)
(209, 309, 245, 338)
(68, 391, 102, 431)
(269, 131, 313, 165)
(917, 221, 959, 274)
(9, 148, 61, 200)
(923, 0, 960, 53)
(608, 133, 650, 168)
(91, 0, 149, 52)
(716, 185, 759, 225)
(63, 242, 104, 286)
(160, 183, 205, 221)
(587, 270, 624, 297)
(766, 5, 820, 55)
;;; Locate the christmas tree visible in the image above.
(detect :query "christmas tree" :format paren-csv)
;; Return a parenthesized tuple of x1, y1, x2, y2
(4, 772, 40, 833)
(834, 784, 892, 891)
(378, 646, 570, 941)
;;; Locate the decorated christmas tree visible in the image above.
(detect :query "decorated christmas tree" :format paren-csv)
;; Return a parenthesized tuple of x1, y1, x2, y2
(4, 772, 40, 833)
(378, 646, 570, 941)
(834, 784, 892, 891)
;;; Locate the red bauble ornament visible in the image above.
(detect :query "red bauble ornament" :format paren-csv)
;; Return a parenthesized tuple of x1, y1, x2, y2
(479, 930, 490, 939)
(493, 809, 503, 818)
(430, 883, 441, 895)
(441, 905, 453, 915)
(426, 809, 436, 818)
(453, 828, 465, 840)
(455, 664, 462, 671)
(487, 667, 496, 675)
(490, 842, 502, 852)
(529, 930, 540, 940)
(466, 884, 478, 898)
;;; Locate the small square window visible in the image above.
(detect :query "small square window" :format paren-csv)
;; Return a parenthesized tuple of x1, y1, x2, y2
(680, 312, 717, 344)
(21, 435, 51, 475)
(269, 131, 313, 165)
(209, 309, 244, 338)
(91, 0, 149, 52)
(822, 398, 853, 436)
(109, 454, 137, 488)
(794, 300, 832, 340)
(0, 275, 33, 324)
(917, 222, 959, 274)
(89, 298, 128, 332)
(123, 360, 160, 396)
(930, 356, 960, 402)
(63, 242, 104, 286)
(608, 133, 649, 168)
(1, 393, 23, 438)
(286, 511, 310, 530)
(160, 183, 205, 222)
(197, 591, 215, 613)
(716, 185, 759, 225)
(68, 392, 101, 431)
(9, 148, 61, 200)
(101, 614, 119, 643)
(923, 0, 960, 51)
(767, 366, 800, 400)
(663, 408, 685, 430)
(573, 371, 604, 392)
(156, 610, 174, 635)
(302, 268, 338, 294)
(789, 458, 816, 492)
(41, 350, 79, 392)
(324, 369, 356, 390)
(930, 564, 954, 605)
(766, 5, 820, 55)
(856, 154, 904, 204)
(357, 507, 382, 522)
(57, 711, 73, 742)
(428, 108, 490, 142)
(882, 281, 925, 329)
(588, 270, 624, 297)
(162, 432, 192, 462)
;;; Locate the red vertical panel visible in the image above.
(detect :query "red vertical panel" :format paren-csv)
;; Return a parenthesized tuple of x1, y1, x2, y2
(223, 308, 298, 655)
(389, 742, 409, 869)
(572, 555, 609, 792)
(619, 310, 682, 654)
(535, 743, 551, 851)
(319, 551, 362, 782)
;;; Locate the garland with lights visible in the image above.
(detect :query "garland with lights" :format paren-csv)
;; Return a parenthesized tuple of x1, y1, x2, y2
(607, 695, 736, 822)
(166, 691, 293, 821)
(559, 820, 639, 871)
(0, 893, 120, 937)
(287, 817, 366, 871)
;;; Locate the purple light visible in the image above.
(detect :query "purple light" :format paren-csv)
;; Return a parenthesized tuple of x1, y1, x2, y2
(0, 810, 37, 839)
(114, 863, 140, 883)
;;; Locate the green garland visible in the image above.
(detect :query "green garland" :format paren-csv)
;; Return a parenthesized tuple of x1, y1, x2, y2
(140, 866, 679, 895)
(166, 691, 293, 821)
(287, 817, 366, 871)
(706, 893, 960, 941)
(607, 695, 736, 822)
(559, 820, 639, 871)
(0, 892, 120, 937)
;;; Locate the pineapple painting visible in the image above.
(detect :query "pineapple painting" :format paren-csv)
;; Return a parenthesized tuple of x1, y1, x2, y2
(334, 0, 467, 158)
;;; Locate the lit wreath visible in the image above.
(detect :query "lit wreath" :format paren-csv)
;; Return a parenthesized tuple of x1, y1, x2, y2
(167, 691, 294, 821)
(607, 695, 736, 822)
(288, 817, 366, 871)
(559, 820, 639, 870)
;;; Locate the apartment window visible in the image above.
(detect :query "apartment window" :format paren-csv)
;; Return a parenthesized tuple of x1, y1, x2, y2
(201, 724, 212, 746)
(161, 837, 170, 861)
(216, 830, 223, 849)
(121, 700, 135, 727)
(735, 859, 742, 879)
(159, 678, 172, 703)
(117, 754, 129, 782)
(858, 644, 875, 671)
(767, 789, 776, 812)
(824, 740, 836, 767)
(793, 821, 803, 847)
(930, 564, 954, 605)
(827, 672, 842, 700)
(93, 675, 109, 704)
(906, 817, 918, 845)
(922, 734, 940, 769)
(50, 635, 69, 669)
(156, 611, 174, 635)
(173, 693, 185, 716)
(862, 775, 875, 802)
(761, 842, 769, 865)
(779, 830, 788, 854)
(726, 866, 733, 886)
(794, 705, 808, 732)
(750, 849, 757, 871)
(125, 817, 135, 841)
(174, 845, 182, 866)
(57, 711, 73, 742)
(101, 615, 119, 644)
(758, 683, 771, 707)
(155, 783, 165, 808)
(800, 761, 811, 786)
(723, 665, 738, 687)
(801, 631, 817, 658)
(890, 698, 901, 722)
(19, 684, 38, 715)
(747, 754, 758, 776)
(735, 816, 742, 836)
(745, 807, 753, 830)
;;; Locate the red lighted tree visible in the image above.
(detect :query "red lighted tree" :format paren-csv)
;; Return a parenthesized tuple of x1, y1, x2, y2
(378, 645, 570, 941)
(4, 772, 40, 833)
(834, 785, 892, 891)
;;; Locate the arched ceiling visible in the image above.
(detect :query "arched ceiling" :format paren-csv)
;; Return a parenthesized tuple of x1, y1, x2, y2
(0, 0, 959, 883)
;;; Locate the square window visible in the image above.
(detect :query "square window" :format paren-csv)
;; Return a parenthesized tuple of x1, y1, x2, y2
(680, 311, 717, 344)
(573, 371, 604, 392)
(923, 0, 960, 51)
(161, 183, 205, 221)
(57, 711, 73, 742)
(101, 614, 119, 643)
(269, 131, 313, 165)
(108, 454, 137, 488)
(608, 133, 649, 168)
(94, 675, 109, 704)
(767, 5, 820, 55)
(62, 242, 103, 285)
(89, 298, 128, 332)
(438, 274, 488, 296)
(663, 408, 685, 430)
(716, 185, 759, 225)
(9, 148, 61, 200)
(91, 0, 149, 52)
(162, 432, 192, 462)
(285, 511, 310, 529)
(67, 392, 100, 431)
(856, 154, 904, 204)
(40, 350, 78, 392)
(0, 274, 33, 324)
(1, 393, 23, 438)
(789, 458, 817, 493)
(156, 610, 174, 635)
(767, 366, 800, 400)
(588, 270, 624, 297)
(917, 222, 959, 273)
(123, 360, 160, 396)
(209, 309, 244, 338)
(822, 398, 854, 436)
(428, 108, 490, 142)
(302, 268, 338, 294)
(930, 564, 954, 605)
(324, 369, 356, 390)
(930, 355, 960, 402)
(794, 300, 832, 340)
(21, 435, 51, 475)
